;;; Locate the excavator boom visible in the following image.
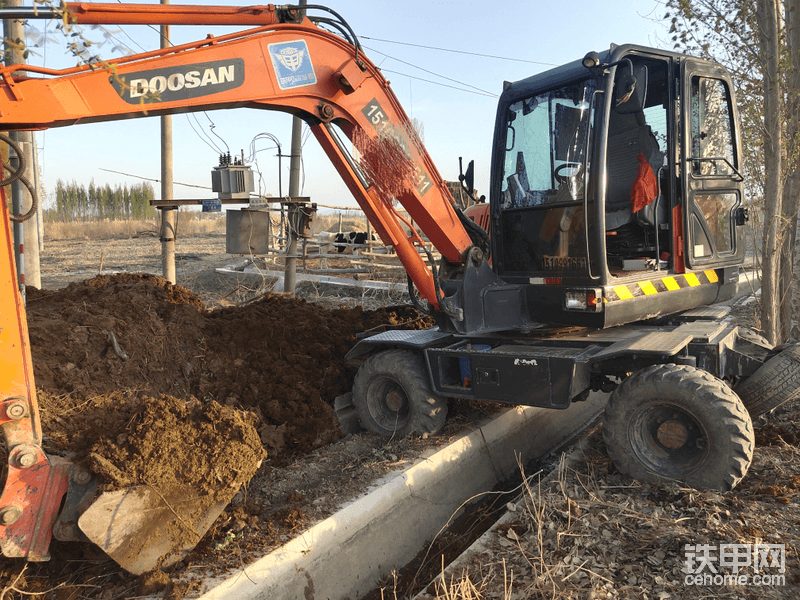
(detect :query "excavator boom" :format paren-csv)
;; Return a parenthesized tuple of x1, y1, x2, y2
(11, 2, 300, 26)
(0, 4, 475, 308)
(0, 3, 477, 571)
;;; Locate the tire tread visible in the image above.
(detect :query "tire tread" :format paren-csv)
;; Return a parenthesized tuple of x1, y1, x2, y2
(736, 344, 800, 417)
(603, 364, 754, 491)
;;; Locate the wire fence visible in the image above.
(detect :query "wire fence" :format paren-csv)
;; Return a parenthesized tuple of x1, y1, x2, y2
(232, 203, 440, 279)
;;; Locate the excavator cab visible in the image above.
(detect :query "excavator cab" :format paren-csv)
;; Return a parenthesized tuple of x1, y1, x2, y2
(489, 45, 746, 328)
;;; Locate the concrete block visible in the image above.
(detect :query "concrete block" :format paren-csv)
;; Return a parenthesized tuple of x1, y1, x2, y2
(168, 394, 607, 600)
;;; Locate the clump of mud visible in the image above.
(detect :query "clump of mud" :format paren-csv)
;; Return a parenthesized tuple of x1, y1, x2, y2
(27, 273, 433, 464)
(85, 395, 265, 494)
(1, 273, 432, 597)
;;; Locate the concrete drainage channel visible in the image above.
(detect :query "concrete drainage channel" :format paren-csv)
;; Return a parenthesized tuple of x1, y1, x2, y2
(146, 394, 606, 600)
(411, 434, 597, 600)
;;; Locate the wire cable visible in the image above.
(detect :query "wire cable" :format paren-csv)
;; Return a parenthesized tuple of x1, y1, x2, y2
(380, 68, 496, 97)
(185, 113, 225, 154)
(362, 35, 558, 67)
(1, 134, 39, 223)
(364, 44, 497, 97)
(205, 113, 230, 153)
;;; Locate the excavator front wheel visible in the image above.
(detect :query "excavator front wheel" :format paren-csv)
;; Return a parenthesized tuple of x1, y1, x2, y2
(352, 350, 446, 438)
(603, 364, 754, 491)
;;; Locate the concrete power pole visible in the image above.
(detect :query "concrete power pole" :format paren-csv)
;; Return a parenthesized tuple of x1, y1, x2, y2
(3, 0, 41, 289)
(160, 0, 176, 284)
(284, 0, 307, 295)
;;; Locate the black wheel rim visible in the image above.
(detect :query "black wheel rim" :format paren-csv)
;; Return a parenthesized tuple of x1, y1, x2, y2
(628, 402, 710, 478)
(366, 376, 410, 433)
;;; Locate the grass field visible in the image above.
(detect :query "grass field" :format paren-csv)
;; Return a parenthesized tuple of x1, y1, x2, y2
(43, 209, 370, 241)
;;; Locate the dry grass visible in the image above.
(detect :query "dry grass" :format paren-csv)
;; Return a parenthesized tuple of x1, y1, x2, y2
(44, 212, 226, 241)
(422, 412, 800, 599)
(43, 209, 373, 242)
(313, 212, 369, 234)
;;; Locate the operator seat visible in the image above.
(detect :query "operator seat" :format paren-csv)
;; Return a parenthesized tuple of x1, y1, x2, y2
(604, 66, 666, 232)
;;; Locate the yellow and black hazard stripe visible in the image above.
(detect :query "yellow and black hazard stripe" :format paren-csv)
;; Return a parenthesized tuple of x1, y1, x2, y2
(604, 269, 721, 303)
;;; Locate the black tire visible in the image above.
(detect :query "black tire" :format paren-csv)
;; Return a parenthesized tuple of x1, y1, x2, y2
(603, 364, 754, 491)
(352, 350, 447, 438)
(735, 343, 800, 417)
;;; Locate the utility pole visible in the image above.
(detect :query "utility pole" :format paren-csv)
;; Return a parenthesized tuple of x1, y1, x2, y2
(159, 0, 176, 284)
(284, 0, 307, 295)
(33, 136, 43, 253)
(3, 0, 41, 290)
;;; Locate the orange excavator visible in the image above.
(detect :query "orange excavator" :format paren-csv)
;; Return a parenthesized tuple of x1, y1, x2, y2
(0, 1, 798, 574)
(0, 2, 479, 573)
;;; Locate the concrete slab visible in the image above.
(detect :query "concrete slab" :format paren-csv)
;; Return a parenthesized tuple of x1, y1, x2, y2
(413, 435, 596, 600)
(163, 394, 606, 600)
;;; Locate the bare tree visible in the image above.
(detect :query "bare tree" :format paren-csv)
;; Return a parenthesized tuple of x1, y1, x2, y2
(668, 0, 800, 343)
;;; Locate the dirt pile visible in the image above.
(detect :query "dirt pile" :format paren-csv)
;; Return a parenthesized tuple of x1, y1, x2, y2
(27, 273, 433, 463)
(0, 273, 435, 597)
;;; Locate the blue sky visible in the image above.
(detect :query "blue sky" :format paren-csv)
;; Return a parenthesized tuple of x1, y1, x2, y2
(23, 0, 669, 209)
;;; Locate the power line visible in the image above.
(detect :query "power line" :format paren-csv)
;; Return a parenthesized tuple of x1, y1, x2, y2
(114, 24, 147, 53)
(362, 36, 558, 67)
(185, 114, 225, 154)
(381, 69, 497, 97)
(363, 44, 497, 97)
(204, 112, 230, 153)
(99, 167, 212, 190)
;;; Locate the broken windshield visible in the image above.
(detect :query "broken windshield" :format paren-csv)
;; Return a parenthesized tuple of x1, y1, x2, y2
(501, 79, 596, 209)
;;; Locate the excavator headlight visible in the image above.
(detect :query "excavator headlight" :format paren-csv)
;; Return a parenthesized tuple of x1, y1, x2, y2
(564, 289, 603, 312)
(582, 51, 600, 69)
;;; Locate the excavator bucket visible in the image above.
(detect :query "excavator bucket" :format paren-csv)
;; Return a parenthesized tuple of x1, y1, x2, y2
(51, 395, 265, 574)
(77, 483, 238, 575)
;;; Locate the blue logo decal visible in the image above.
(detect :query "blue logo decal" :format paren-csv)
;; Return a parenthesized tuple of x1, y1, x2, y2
(268, 40, 317, 90)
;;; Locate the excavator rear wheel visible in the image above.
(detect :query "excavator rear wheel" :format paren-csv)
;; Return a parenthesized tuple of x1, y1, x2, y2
(352, 349, 447, 438)
(735, 343, 800, 417)
(603, 364, 754, 491)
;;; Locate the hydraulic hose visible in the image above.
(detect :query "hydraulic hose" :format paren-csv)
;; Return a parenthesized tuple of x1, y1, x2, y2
(0, 133, 39, 223)
(456, 207, 490, 259)
(407, 274, 434, 316)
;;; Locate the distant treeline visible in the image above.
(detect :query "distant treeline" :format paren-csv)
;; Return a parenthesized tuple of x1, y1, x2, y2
(47, 179, 156, 221)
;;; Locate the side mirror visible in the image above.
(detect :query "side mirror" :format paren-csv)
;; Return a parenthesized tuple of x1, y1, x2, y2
(615, 63, 648, 114)
(459, 157, 475, 196)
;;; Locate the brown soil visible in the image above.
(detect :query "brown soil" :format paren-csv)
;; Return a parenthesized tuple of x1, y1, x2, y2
(28, 273, 432, 464)
(0, 265, 445, 598)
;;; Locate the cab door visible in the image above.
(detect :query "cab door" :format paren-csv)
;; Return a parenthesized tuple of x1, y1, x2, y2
(680, 59, 745, 269)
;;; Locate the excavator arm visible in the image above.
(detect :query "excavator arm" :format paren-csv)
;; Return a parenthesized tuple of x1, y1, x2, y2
(0, 2, 479, 570)
(0, 3, 476, 309)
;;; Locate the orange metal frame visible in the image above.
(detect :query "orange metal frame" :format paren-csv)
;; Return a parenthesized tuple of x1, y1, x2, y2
(0, 5, 473, 308)
(0, 187, 70, 560)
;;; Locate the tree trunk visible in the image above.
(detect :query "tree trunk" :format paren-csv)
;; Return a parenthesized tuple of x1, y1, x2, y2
(795, 216, 800, 340)
(757, 0, 784, 344)
(779, 172, 798, 340)
(783, 0, 800, 341)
